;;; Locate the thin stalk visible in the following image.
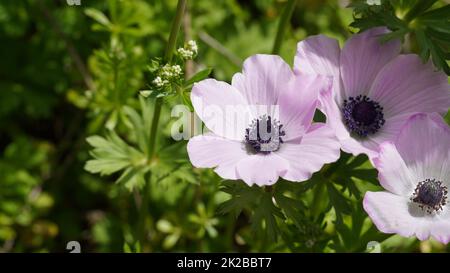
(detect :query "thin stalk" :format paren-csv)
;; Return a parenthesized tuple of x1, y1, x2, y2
(138, 0, 187, 248)
(164, 0, 187, 63)
(138, 172, 151, 247)
(148, 101, 162, 158)
(272, 0, 298, 55)
(310, 179, 326, 219)
(148, 0, 186, 159)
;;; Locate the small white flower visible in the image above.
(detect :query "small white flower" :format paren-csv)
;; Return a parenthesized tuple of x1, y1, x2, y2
(172, 65, 182, 75)
(153, 76, 169, 88)
(178, 48, 194, 59)
(154, 64, 183, 87)
(187, 40, 198, 55)
(177, 40, 198, 60)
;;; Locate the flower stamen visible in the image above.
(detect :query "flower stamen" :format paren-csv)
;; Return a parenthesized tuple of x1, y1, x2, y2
(411, 178, 448, 214)
(342, 95, 385, 137)
(245, 115, 285, 154)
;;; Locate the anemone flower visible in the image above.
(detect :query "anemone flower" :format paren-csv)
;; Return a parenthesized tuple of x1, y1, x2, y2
(295, 27, 450, 159)
(187, 54, 341, 186)
(363, 113, 450, 243)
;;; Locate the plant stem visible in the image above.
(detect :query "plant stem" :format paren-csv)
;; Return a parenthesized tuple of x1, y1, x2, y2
(272, 0, 298, 55)
(310, 178, 325, 218)
(148, 101, 162, 158)
(148, 0, 186, 159)
(138, 173, 150, 247)
(138, 0, 187, 248)
(165, 0, 187, 63)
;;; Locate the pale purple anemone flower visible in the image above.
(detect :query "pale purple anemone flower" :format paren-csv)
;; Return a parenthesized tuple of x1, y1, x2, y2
(364, 113, 450, 244)
(187, 54, 341, 186)
(295, 27, 450, 159)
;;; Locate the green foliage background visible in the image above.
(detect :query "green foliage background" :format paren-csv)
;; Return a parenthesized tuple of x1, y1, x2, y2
(0, 0, 449, 253)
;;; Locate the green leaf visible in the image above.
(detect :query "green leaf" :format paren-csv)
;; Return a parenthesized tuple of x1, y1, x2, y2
(273, 191, 306, 228)
(85, 8, 111, 27)
(404, 0, 438, 22)
(379, 28, 408, 43)
(84, 131, 145, 178)
(156, 219, 174, 233)
(163, 232, 180, 249)
(84, 158, 130, 175)
(250, 193, 284, 242)
(139, 90, 153, 98)
(415, 29, 431, 62)
(184, 68, 212, 86)
(326, 183, 352, 215)
(218, 181, 260, 218)
(115, 166, 147, 191)
(123, 106, 148, 155)
(419, 5, 450, 22)
(350, 169, 378, 183)
(418, 5, 450, 22)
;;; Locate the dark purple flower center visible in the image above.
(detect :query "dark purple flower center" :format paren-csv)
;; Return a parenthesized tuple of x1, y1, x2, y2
(342, 95, 385, 137)
(245, 115, 285, 154)
(411, 178, 448, 213)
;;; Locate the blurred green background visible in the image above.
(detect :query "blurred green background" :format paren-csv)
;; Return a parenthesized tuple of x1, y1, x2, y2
(0, 0, 448, 253)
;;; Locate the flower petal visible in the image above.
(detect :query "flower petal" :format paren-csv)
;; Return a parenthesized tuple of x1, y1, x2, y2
(278, 74, 331, 141)
(238, 54, 293, 106)
(236, 154, 289, 186)
(191, 79, 252, 140)
(430, 221, 450, 244)
(294, 34, 344, 103)
(373, 141, 415, 195)
(340, 136, 378, 159)
(340, 27, 401, 98)
(395, 113, 450, 184)
(340, 114, 412, 160)
(319, 86, 349, 140)
(278, 123, 340, 182)
(294, 34, 340, 75)
(369, 54, 450, 118)
(187, 133, 248, 180)
(364, 191, 450, 243)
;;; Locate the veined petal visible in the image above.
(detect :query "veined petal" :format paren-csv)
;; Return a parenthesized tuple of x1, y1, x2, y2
(294, 34, 344, 104)
(187, 133, 249, 180)
(364, 191, 450, 243)
(238, 54, 294, 106)
(395, 113, 450, 184)
(278, 74, 331, 141)
(278, 123, 340, 182)
(294, 34, 340, 76)
(373, 141, 415, 196)
(340, 27, 401, 99)
(191, 79, 252, 140)
(318, 87, 349, 140)
(236, 154, 289, 186)
(369, 54, 450, 118)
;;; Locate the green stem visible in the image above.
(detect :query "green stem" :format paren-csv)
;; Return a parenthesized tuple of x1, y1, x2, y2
(138, 0, 187, 249)
(165, 0, 187, 63)
(147, 0, 186, 159)
(310, 179, 325, 219)
(272, 0, 298, 55)
(138, 174, 150, 247)
(148, 100, 162, 158)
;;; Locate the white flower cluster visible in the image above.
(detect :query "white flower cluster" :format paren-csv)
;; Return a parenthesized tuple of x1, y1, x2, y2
(152, 64, 183, 88)
(177, 40, 198, 60)
(161, 64, 182, 78)
(152, 76, 169, 88)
